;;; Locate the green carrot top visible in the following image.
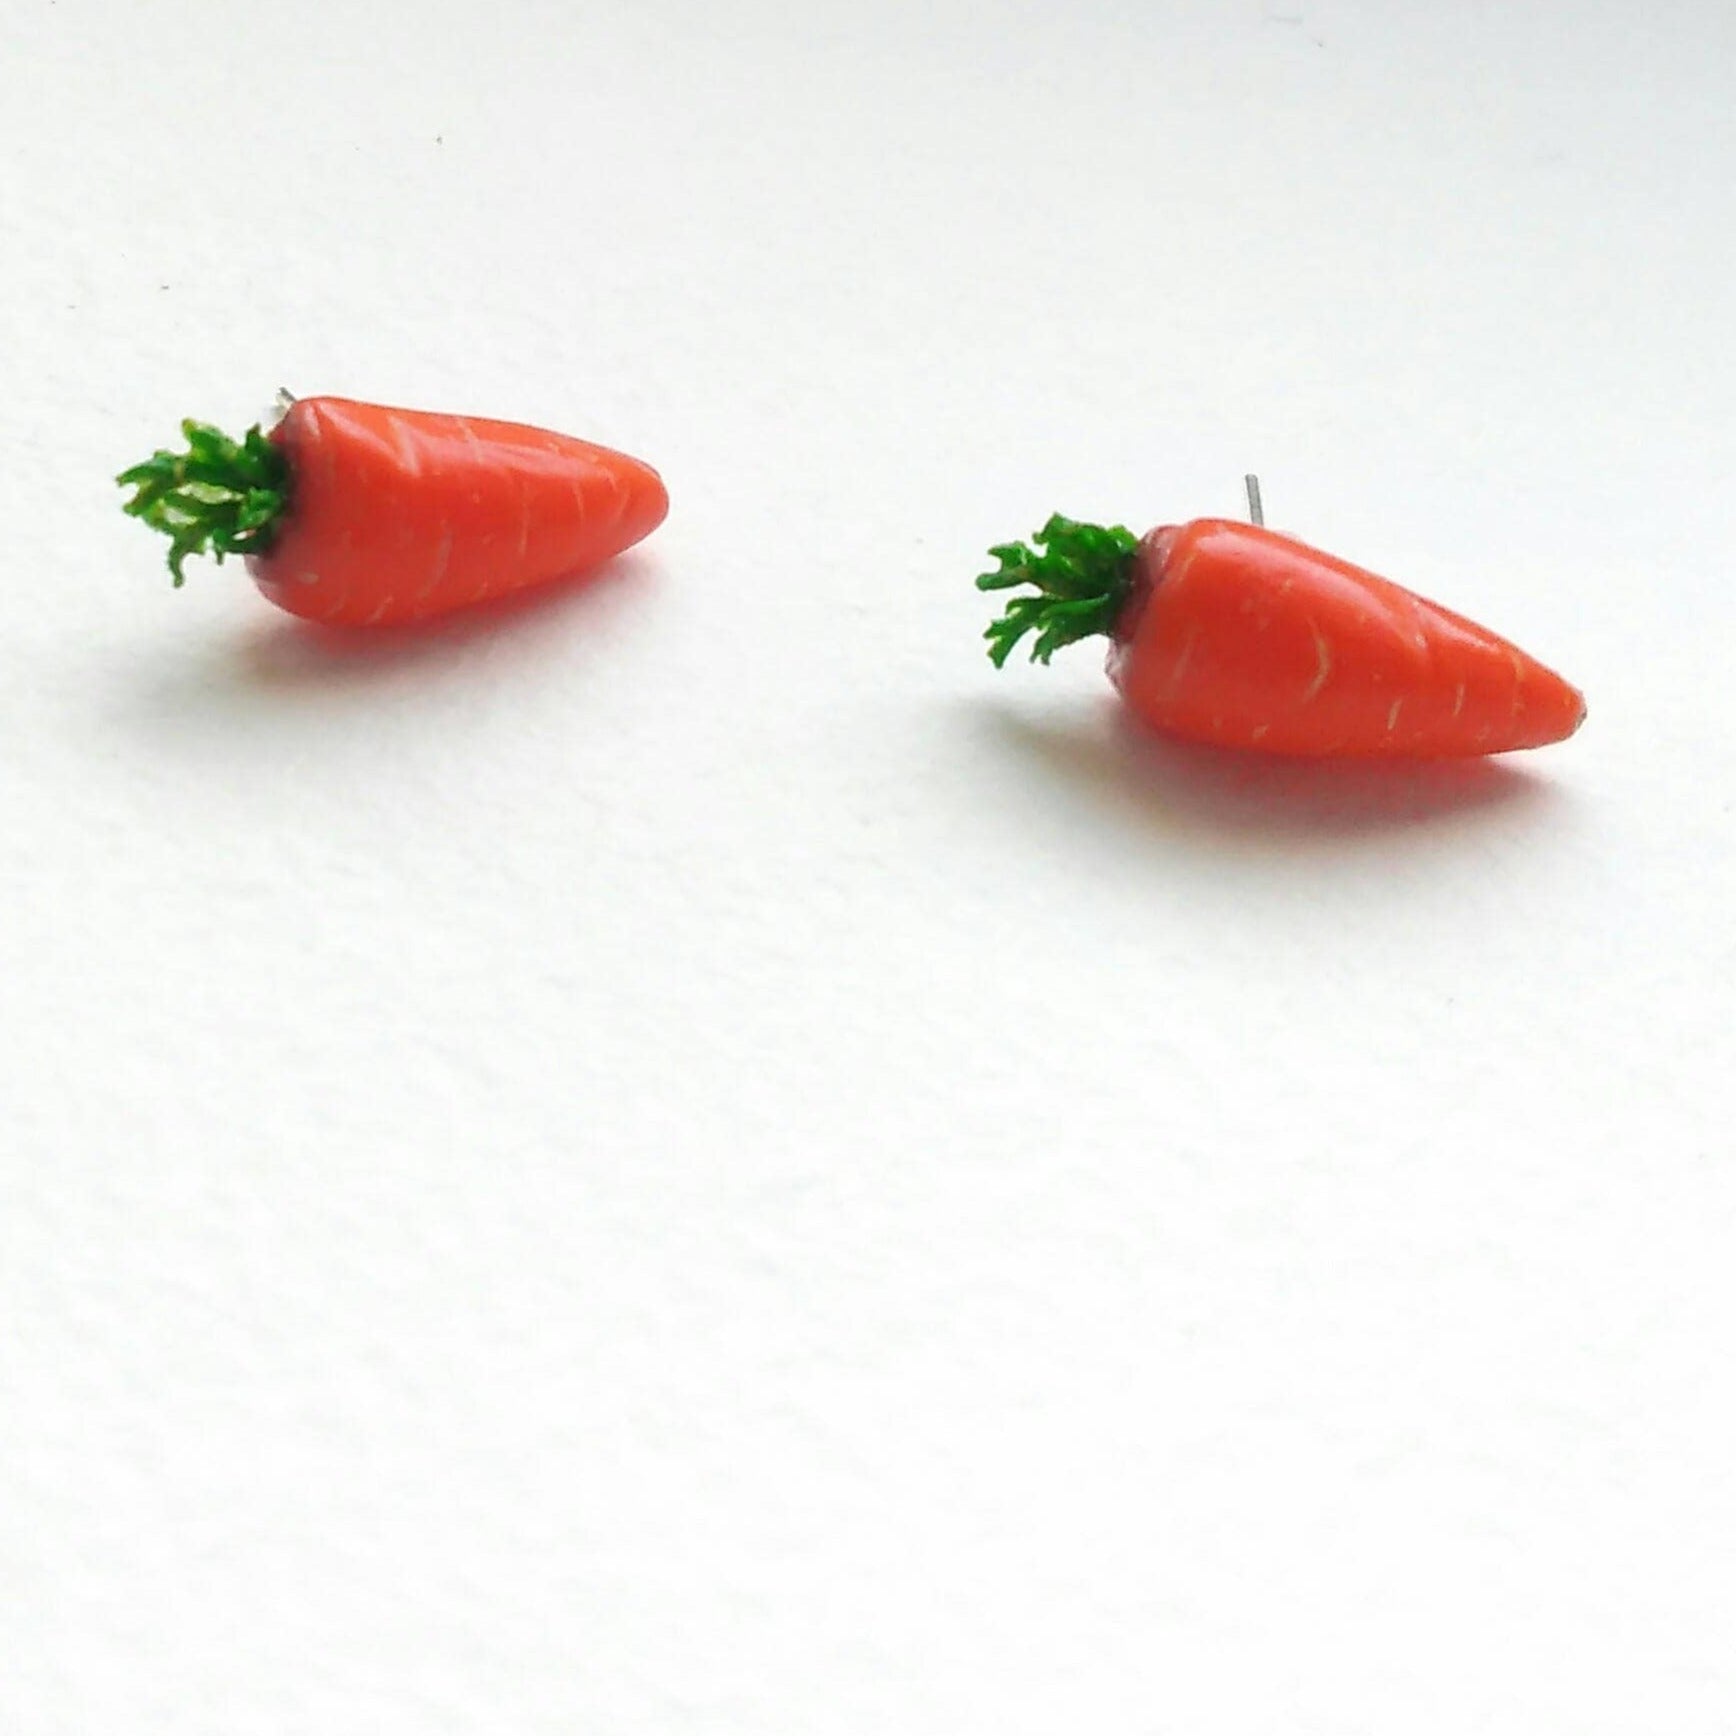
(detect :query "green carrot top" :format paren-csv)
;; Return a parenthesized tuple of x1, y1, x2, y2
(117, 419, 291, 585)
(976, 514, 1139, 667)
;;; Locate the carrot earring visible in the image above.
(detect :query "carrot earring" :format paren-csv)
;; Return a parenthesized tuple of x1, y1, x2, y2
(117, 394, 667, 626)
(978, 477, 1584, 758)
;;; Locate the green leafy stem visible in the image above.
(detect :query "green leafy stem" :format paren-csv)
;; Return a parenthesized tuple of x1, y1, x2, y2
(117, 420, 291, 585)
(975, 513, 1140, 667)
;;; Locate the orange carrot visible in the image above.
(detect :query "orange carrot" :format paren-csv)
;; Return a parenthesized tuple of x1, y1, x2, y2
(119, 396, 668, 626)
(979, 512, 1585, 758)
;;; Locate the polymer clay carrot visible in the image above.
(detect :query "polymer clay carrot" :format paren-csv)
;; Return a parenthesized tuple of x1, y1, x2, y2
(978, 485, 1584, 757)
(118, 396, 667, 625)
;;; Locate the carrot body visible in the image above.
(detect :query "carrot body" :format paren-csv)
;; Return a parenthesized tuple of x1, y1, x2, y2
(1108, 520, 1584, 757)
(250, 397, 667, 626)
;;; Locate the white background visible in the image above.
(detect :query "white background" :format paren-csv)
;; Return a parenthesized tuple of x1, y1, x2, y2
(4, 0, 1733, 1730)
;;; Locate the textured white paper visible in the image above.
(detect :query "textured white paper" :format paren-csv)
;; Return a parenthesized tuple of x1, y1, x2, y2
(4, 1, 1733, 1731)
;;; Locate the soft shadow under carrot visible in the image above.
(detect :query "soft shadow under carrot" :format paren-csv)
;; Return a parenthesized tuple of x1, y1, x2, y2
(118, 550, 658, 752)
(240, 549, 654, 692)
(981, 697, 1556, 848)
